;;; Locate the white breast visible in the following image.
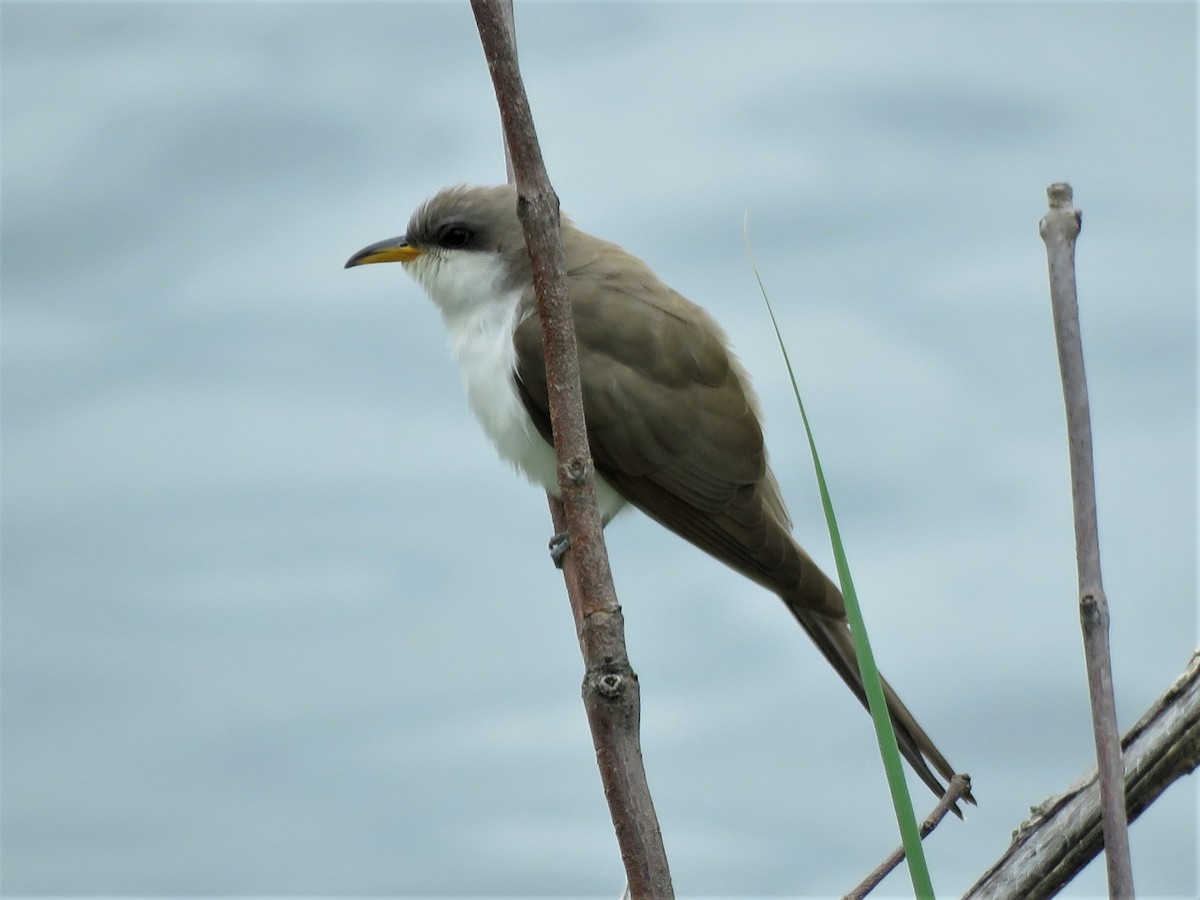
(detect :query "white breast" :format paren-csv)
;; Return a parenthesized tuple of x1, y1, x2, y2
(450, 297, 562, 494)
(407, 250, 626, 521)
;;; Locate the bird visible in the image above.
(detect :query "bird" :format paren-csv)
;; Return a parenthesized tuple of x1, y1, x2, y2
(345, 184, 972, 808)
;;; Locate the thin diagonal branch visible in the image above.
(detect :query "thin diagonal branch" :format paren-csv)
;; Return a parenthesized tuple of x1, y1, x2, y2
(1039, 181, 1133, 897)
(469, 3, 673, 896)
(844, 774, 973, 900)
(964, 650, 1200, 899)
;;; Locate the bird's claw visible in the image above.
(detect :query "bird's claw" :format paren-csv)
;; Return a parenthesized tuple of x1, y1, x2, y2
(548, 530, 571, 569)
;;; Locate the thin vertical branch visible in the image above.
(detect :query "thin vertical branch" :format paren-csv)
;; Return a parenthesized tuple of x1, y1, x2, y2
(1039, 182, 1134, 898)
(469, 3, 673, 896)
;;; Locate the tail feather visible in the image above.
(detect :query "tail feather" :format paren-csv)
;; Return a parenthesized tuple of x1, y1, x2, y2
(782, 584, 976, 811)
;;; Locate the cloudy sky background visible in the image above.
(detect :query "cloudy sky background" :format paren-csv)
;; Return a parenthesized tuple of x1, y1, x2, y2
(3, 2, 1196, 897)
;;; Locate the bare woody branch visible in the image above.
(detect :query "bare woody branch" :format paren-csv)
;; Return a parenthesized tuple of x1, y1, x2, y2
(1039, 182, 1135, 897)
(964, 650, 1200, 899)
(469, 3, 674, 896)
(844, 774, 974, 900)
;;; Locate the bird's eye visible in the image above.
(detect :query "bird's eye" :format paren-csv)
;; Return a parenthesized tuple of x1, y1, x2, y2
(437, 224, 474, 249)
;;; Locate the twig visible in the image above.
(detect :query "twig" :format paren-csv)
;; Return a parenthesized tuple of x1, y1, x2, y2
(964, 650, 1200, 899)
(1039, 182, 1134, 898)
(844, 774, 973, 900)
(469, 3, 674, 897)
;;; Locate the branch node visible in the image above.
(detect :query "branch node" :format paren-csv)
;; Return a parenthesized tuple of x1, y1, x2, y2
(595, 672, 626, 699)
(561, 455, 593, 488)
(1046, 181, 1074, 207)
(1039, 183, 1082, 241)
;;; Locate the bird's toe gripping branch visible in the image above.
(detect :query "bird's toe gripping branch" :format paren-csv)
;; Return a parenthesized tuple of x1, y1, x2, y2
(548, 530, 571, 569)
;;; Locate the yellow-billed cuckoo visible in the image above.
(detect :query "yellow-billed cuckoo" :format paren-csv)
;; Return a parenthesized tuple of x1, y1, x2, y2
(346, 184, 972, 807)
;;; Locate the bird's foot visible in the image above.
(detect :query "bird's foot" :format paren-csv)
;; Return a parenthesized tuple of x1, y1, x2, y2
(548, 530, 571, 569)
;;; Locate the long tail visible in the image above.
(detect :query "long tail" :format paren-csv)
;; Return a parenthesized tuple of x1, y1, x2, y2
(781, 584, 976, 811)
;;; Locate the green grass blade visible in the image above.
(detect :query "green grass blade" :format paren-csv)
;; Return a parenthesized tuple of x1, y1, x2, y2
(744, 221, 935, 899)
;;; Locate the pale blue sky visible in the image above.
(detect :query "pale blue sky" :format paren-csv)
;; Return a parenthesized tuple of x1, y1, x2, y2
(3, 2, 1196, 897)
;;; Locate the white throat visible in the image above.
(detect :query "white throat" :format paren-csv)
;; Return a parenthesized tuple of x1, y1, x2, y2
(405, 249, 626, 521)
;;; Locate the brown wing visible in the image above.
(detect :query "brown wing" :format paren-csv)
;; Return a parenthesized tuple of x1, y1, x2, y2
(511, 230, 842, 619)
(512, 229, 971, 807)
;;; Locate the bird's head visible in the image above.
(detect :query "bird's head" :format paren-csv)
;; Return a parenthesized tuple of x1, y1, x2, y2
(345, 184, 532, 318)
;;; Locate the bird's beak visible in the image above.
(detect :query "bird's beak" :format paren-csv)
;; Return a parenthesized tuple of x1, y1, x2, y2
(344, 236, 423, 268)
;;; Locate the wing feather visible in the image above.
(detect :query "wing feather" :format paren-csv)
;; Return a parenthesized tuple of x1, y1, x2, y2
(512, 228, 826, 609)
(509, 225, 970, 806)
